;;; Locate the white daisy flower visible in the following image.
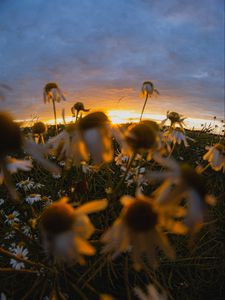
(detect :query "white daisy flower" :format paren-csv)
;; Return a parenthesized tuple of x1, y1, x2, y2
(5, 211, 20, 225)
(40, 197, 107, 264)
(102, 192, 186, 270)
(147, 157, 216, 233)
(43, 82, 66, 103)
(0, 112, 60, 200)
(25, 194, 42, 204)
(134, 284, 167, 300)
(161, 111, 185, 129)
(164, 128, 194, 147)
(0, 293, 7, 300)
(10, 246, 29, 270)
(203, 143, 225, 172)
(71, 102, 89, 121)
(21, 225, 32, 237)
(117, 121, 158, 161)
(141, 81, 160, 97)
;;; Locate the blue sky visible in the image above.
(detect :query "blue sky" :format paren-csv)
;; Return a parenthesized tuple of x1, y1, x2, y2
(0, 0, 224, 122)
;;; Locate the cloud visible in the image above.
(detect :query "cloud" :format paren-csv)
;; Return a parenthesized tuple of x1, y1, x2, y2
(0, 0, 224, 121)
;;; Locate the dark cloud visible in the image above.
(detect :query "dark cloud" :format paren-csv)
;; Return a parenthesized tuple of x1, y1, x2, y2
(0, 0, 224, 121)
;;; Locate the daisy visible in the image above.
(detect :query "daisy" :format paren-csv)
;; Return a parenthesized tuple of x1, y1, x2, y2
(0, 157, 32, 184)
(71, 102, 89, 121)
(47, 124, 84, 168)
(148, 157, 216, 233)
(5, 211, 20, 225)
(43, 82, 66, 104)
(102, 192, 186, 270)
(122, 121, 158, 160)
(25, 194, 42, 204)
(32, 121, 47, 144)
(164, 127, 194, 147)
(203, 142, 225, 172)
(43, 82, 66, 133)
(77, 111, 114, 166)
(40, 197, 107, 264)
(10, 246, 29, 270)
(0, 112, 60, 198)
(161, 111, 185, 129)
(140, 81, 159, 122)
(134, 284, 167, 300)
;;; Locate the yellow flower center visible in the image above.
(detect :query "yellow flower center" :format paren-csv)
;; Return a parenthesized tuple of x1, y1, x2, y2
(126, 123, 156, 151)
(125, 200, 158, 232)
(78, 112, 109, 131)
(7, 213, 14, 220)
(168, 112, 181, 123)
(32, 122, 46, 134)
(41, 202, 75, 234)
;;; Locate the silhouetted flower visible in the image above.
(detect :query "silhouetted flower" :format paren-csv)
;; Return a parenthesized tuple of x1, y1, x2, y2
(102, 192, 186, 270)
(71, 102, 89, 121)
(203, 142, 225, 172)
(40, 197, 107, 263)
(161, 111, 185, 129)
(43, 82, 66, 103)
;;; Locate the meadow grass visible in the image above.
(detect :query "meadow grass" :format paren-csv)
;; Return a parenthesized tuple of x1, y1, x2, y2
(0, 125, 224, 300)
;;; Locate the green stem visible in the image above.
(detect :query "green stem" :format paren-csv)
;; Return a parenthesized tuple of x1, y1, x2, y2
(0, 247, 50, 270)
(140, 94, 149, 122)
(168, 142, 176, 158)
(113, 151, 137, 196)
(52, 99, 58, 134)
(199, 163, 210, 173)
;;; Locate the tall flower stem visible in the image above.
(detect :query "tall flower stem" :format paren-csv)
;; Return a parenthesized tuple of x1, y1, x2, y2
(139, 94, 149, 122)
(52, 99, 58, 134)
(113, 151, 137, 196)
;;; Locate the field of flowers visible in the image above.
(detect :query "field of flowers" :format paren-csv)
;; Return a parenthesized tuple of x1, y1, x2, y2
(0, 83, 224, 300)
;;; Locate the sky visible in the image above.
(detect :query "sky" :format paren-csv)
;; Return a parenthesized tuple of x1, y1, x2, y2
(0, 0, 224, 125)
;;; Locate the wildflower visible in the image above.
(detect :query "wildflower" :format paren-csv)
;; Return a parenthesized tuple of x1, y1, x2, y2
(140, 81, 159, 122)
(43, 82, 66, 133)
(43, 82, 66, 103)
(0, 198, 4, 206)
(77, 111, 113, 165)
(102, 192, 186, 270)
(115, 153, 130, 166)
(40, 197, 107, 263)
(10, 246, 29, 270)
(32, 121, 46, 135)
(5, 211, 20, 225)
(25, 194, 42, 204)
(141, 81, 160, 98)
(71, 102, 90, 121)
(203, 142, 225, 172)
(123, 122, 157, 160)
(134, 284, 167, 300)
(148, 158, 216, 233)
(16, 178, 44, 191)
(0, 112, 60, 197)
(164, 127, 194, 147)
(21, 225, 32, 237)
(161, 111, 185, 129)
(32, 121, 47, 144)
(0, 293, 7, 300)
(0, 157, 32, 185)
(47, 124, 84, 168)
